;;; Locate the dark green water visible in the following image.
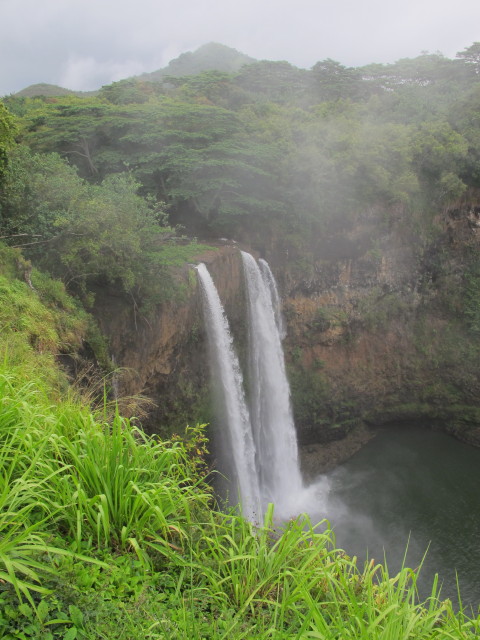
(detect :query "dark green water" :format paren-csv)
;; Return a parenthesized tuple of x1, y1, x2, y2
(319, 427, 480, 609)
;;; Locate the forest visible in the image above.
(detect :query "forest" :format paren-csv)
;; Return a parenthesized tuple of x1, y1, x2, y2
(0, 41, 480, 638)
(2, 42, 480, 309)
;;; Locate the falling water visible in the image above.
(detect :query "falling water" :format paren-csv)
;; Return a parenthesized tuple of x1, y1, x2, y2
(258, 258, 286, 339)
(241, 251, 304, 518)
(110, 355, 120, 401)
(196, 263, 262, 521)
(196, 255, 311, 521)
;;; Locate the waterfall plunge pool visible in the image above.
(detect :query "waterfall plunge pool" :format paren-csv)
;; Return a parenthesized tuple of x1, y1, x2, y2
(307, 426, 480, 608)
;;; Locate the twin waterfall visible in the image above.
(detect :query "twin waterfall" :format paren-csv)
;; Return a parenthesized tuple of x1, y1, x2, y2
(196, 251, 303, 522)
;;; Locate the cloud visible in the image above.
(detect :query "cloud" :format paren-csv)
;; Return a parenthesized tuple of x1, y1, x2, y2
(57, 56, 147, 91)
(1, 0, 480, 95)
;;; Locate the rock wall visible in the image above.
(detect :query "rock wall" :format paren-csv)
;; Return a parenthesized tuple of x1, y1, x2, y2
(274, 206, 480, 450)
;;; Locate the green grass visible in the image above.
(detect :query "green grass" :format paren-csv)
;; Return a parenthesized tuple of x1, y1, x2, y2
(1, 361, 479, 639)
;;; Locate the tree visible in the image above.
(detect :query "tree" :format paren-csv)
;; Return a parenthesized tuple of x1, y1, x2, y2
(0, 145, 181, 304)
(235, 61, 310, 104)
(411, 120, 468, 203)
(98, 79, 166, 105)
(175, 70, 238, 107)
(359, 54, 473, 124)
(0, 145, 84, 243)
(448, 85, 480, 187)
(0, 101, 18, 183)
(310, 59, 367, 102)
(13, 56, 480, 246)
(350, 122, 419, 206)
(20, 96, 114, 176)
(52, 172, 173, 299)
(456, 42, 480, 74)
(19, 96, 284, 230)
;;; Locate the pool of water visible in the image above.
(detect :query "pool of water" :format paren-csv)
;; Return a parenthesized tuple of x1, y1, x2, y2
(308, 427, 480, 610)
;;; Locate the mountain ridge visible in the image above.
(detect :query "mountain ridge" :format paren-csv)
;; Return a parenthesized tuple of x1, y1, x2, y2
(10, 42, 257, 97)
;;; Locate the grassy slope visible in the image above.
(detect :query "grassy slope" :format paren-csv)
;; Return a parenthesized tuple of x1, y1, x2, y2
(0, 245, 479, 639)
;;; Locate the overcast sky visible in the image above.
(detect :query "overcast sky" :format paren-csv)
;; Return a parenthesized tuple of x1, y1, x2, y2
(1, 0, 479, 96)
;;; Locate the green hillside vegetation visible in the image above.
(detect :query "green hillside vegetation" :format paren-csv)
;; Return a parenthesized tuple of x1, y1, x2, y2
(8, 43, 255, 99)
(13, 84, 87, 99)
(140, 42, 256, 82)
(0, 142, 212, 312)
(5, 44, 480, 246)
(1, 42, 480, 637)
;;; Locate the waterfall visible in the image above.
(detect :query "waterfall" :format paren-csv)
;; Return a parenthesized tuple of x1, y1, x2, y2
(111, 355, 120, 401)
(241, 251, 303, 518)
(258, 258, 286, 339)
(196, 263, 262, 521)
(197, 254, 304, 521)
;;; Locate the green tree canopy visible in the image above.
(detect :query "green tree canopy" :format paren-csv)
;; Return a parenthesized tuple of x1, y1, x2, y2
(0, 101, 18, 182)
(0, 145, 200, 306)
(456, 42, 480, 74)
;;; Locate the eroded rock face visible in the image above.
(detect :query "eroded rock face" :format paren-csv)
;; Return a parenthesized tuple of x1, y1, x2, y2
(275, 206, 480, 448)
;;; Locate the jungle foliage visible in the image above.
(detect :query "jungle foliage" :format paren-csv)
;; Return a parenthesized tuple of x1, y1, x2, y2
(5, 46, 480, 224)
(0, 142, 211, 309)
(2, 44, 480, 304)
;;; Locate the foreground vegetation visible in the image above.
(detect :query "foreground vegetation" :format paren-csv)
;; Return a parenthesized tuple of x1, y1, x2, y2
(0, 253, 479, 639)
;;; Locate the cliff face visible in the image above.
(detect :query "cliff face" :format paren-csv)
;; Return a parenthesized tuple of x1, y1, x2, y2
(276, 205, 480, 449)
(92, 207, 480, 456)
(92, 245, 246, 435)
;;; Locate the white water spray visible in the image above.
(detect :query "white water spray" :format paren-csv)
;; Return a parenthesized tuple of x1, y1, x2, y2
(196, 263, 262, 521)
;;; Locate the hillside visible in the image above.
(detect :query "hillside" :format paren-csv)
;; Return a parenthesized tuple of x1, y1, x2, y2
(139, 42, 256, 81)
(0, 242, 478, 639)
(12, 83, 97, 98)
(2, 44, 480, 441)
